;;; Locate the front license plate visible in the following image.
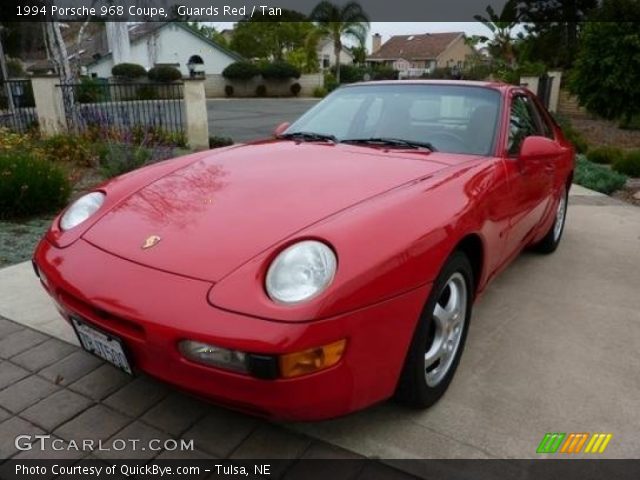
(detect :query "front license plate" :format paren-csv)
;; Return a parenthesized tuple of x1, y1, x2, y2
(71, 317, 133, 375)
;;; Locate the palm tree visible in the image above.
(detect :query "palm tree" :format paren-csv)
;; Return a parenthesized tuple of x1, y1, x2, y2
(473, 0, 519, 65)
(310, 1, 369, 84)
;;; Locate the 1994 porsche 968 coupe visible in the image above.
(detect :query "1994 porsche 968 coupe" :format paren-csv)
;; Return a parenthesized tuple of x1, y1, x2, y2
(34, 81, 574, 420)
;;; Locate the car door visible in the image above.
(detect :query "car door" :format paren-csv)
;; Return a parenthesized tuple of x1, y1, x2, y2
(501, 92, 556, 257)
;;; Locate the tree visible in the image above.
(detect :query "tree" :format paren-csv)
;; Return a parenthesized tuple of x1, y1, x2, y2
(568, 0, 640, 125)
(517, 0, 597, 68)
(310, 1, 369, 83)
(184, 22, 228, 47)
(230, 10, 315, 60)
(472, 0, 519, 65)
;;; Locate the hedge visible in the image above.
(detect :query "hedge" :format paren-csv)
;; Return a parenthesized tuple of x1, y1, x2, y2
(112, 63, 146, 79)
(147, 65, 182, 83)
(261, 61, 301, 80)
(222, 62, 260, 80)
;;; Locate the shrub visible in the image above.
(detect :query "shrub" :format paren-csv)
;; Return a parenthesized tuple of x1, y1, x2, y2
(112, 63, 146, 79)
(313, 86, 328, 98)
(553, 114, 589, 154)
(612, 150, 640, 177)
(462, 64, 493, 81)
(0, 151, 71, 219)
(224, 85, 234, 97)
(222, 61, 260, 80)
(209, 136, 234, 148)
(574, 155, 627, 194)
(136, 84, 159, 100)
(332, 64, 365, 83)
(586, 146, 625, 165)
(261, 61, 301, 80)
(99, 144, 154, 178)
(76, 77, 107, 104)
(290, 82, 301, 96)
(147, 65, 182, 83)
(256, 84, 267, 97)
(370, 66, 398, 80)
(39, 134, 97, 167)
(324, 72, 339, 92)
(7, 58, 25, 78)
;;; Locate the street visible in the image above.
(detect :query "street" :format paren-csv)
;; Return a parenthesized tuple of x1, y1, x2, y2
(207, 98, 320, 143)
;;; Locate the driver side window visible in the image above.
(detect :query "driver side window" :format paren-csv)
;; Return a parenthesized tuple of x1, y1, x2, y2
(508, 95, 542, 156)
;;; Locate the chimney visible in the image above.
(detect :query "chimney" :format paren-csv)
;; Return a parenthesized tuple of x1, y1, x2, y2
(372, 33, 382, 54)
(106, 22, 131, 66)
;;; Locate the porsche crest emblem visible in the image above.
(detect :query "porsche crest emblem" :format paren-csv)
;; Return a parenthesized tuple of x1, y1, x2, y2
(142, 235, 161, 250)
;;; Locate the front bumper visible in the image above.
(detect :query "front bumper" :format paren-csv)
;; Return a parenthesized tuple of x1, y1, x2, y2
(34, 238, 429, 420)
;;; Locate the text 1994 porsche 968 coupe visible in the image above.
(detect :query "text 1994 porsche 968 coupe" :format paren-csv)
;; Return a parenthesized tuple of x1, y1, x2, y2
(33, 81, 574, 420)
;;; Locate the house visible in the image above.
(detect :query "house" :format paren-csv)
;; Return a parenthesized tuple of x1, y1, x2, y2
(316, 38, 354, 71)
(81, 23, 243, 78)
(367, 32, 474, 78)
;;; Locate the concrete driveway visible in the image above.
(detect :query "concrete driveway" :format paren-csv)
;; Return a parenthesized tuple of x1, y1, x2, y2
(1, 185, 639, 460)
(207, 98, 319, 143)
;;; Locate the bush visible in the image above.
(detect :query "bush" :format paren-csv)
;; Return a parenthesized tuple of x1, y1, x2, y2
(574, 155, 627, 194)
(39, 134, 97, 167)
(612, 150, 640, 177)
(587, 146, 625, 165)
(224, 85, 234, 97)
(112, 63, 146, 79)
(333, 64, 365, 83)
(222, 61, 260, 80)
(7, 58, 25, 78)
(76, 78, 107, 104)
(462, 64, 493, 81)
(553, 114, 589, 154)
(99, 144, 153, 178)
(135, 84, 159, 100)
(256, 84, 267, 97)
(147, 65, 182, 83)
(324, 72, 339, 92)
(0, 151, 71, 219)
(290, 82, 301, 96)
(313, 86, 328, 98)
(209, 136, 234, 148)
(370, 66, 398, 80)
(261, 61, 301, 80)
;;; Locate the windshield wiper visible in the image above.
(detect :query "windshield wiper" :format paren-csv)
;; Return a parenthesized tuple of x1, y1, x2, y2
(277, 131, 338, 143)
(342, 137, 436, 151)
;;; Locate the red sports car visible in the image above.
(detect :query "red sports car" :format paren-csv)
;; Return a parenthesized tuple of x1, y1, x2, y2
(33, 81, 574, 420)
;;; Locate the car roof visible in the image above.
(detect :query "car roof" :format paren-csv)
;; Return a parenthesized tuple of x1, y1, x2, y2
(343, 79, 512, 92)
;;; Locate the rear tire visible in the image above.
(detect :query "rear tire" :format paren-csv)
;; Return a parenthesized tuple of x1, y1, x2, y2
(533, 185, 568, 254)
(395, 251, 473, 408)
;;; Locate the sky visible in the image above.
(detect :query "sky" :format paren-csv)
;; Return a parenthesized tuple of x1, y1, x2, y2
(211, 22, 499, 51)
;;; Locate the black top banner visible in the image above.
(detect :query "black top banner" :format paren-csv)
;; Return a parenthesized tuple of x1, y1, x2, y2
(1, 0, 638, 22)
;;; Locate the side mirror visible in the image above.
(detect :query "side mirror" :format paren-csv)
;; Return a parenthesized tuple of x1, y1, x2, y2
(519, 135, 562, 161)
(273, 122, 290, 137)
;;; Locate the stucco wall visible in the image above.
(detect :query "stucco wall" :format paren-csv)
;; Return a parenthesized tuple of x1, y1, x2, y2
(87, 24, 238, 78)
(204, 73, 323, 98)
(436, 36, 475, 68)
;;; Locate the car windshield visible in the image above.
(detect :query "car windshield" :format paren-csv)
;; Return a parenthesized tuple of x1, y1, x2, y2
(285, 84, 501, 156)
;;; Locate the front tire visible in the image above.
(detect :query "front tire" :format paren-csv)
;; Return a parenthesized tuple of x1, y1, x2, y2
(395, 251, 474, 408)
(533, 185, 568, 254)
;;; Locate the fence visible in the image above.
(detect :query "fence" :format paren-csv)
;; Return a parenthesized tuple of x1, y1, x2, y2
(0, 79, 38, 133)
(57, 81, 185, 138)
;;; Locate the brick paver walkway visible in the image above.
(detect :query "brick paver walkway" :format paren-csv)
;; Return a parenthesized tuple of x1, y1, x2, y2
(0, 316, 417, 479)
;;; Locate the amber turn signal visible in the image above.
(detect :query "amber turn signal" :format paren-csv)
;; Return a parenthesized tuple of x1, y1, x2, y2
(279, 339, 347, 378)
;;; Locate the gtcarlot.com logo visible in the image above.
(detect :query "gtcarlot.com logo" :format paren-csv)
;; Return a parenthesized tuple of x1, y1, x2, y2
(537, 432, 613, 454)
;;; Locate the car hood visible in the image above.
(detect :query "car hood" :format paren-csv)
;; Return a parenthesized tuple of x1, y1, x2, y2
(83, 141, 449, 281)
